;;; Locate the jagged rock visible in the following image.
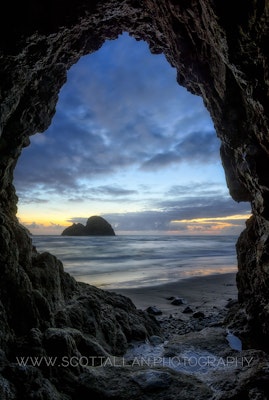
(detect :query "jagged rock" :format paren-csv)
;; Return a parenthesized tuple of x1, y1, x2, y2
(0, 0, 269, 398)
(77, 365, 213, 399)
(53, 284, 160, 356)
(43, 328, 80, 359)
(61, 216, 115, 236)
(2, 365, 63, 400)
(0, 375, 16, 400)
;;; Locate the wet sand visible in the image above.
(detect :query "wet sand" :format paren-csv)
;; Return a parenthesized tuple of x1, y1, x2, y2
(108, 272, 237, 316)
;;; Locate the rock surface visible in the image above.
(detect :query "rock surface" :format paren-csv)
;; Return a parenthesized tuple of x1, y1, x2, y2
(125, 311, 269, 400)
(61, 216, 115, 236)
(0, 0, 269, 398)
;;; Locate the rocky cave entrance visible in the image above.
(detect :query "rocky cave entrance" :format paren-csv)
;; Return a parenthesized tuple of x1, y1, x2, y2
(13, 32, 250, 293)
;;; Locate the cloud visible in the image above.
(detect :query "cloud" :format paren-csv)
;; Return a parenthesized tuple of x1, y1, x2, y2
(61, 182, 250, 233)
(14, 33, 215, 201)
(18, 196, 49, 205)
(66, 217, 88, 225)
(156, 196, 250, 219)
(140, 151, 179, 170)
(101, 195, 250, 232)
(141, 130, 220, 170)
(15, 32, 249, 237)
(64, 185, 138, 204)
(166, 182, 225, 197)
(90, 185, 137, 196)
(68, 197, 87, 203)
(23, 222, 43, 230)
(21, 221, 62, 231)
(174, 130, 220, 162)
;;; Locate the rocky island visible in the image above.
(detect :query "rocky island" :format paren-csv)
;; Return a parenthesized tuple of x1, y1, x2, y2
(61, 216, 116, 236)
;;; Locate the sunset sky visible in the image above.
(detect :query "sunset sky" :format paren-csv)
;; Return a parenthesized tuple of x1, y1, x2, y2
(14, 32, 251, 235)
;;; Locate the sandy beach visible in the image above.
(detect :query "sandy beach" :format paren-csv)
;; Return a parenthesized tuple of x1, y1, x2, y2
(108, 272, 237, 317)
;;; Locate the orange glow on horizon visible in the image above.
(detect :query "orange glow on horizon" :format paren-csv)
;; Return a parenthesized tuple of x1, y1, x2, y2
(170, 213, 251, 234)
(171, 214, 251, 225)
(17, 212, 251, 235)
(18, 217, 69, 227)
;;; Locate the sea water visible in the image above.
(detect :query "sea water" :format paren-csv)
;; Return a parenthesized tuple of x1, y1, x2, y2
(32, 235, 237, 289)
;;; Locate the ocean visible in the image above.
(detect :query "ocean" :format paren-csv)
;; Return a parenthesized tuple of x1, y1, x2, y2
(32, 235, 238, 289)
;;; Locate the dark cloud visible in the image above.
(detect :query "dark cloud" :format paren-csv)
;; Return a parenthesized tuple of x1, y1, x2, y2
(172, 110, 214, 137)
(175, 130, 220, 162)
(18, 195, 49, 205)
(157, 197, 250, 220)
(140, 130, 220, 170)
(64, 184, 138, 203)
(101, 195, 250, 232)
(167, 182, 225, 197)
(90, 185, 137, 196)
(14, 33, 215, 201)
(140, 151, 179, 170)
(14, 33, 247, 236)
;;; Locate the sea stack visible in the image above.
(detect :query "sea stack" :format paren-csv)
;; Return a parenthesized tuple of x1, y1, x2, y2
(61, 216, 115, 236)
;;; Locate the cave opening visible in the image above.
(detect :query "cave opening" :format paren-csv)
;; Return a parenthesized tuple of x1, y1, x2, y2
(14, 32, 250, 290)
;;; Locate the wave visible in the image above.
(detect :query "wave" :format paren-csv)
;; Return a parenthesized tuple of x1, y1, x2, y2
(32, 235, 238, 289)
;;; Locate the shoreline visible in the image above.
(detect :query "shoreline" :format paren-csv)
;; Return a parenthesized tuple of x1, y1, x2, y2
(107, 272, 237, 316)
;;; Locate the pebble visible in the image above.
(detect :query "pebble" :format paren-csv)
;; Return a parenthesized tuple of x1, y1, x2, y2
(193, 311, 205, 319)
(171, 297, 185, 306)
(146, 306, 162, 315)
(182, 306, 193, 314)
(225, 299, 238, 308)
(149, 335, 164, 345)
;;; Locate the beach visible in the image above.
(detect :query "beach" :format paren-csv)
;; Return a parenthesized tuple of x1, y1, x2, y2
(109, 272, 237, 317)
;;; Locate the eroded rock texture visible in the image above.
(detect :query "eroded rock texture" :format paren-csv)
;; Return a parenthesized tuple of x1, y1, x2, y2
(0, 0, 269, 398)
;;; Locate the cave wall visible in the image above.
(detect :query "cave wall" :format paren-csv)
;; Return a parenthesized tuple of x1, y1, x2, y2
(0, 0, 268, 345)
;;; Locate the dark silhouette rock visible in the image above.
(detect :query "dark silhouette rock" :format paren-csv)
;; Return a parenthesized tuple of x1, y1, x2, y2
(61, 222, 86, 236)
(61, 216, 115, 236)
(0, 0, 268, 398)
(85, 216, 115, 236)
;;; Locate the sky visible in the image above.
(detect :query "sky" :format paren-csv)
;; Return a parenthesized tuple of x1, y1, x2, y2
(14, 32, 251, 235)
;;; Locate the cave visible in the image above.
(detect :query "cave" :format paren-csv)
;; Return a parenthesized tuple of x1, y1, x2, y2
(0, 0, 269, 398)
